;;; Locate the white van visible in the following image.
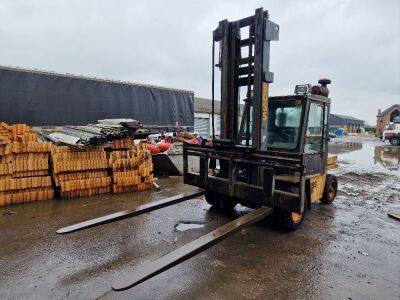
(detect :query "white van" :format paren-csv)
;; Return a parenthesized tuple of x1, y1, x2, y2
(382, 122, 400, 146)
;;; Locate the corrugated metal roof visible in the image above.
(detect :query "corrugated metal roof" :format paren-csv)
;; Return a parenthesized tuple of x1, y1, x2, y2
(194, 97, 244, 115)
(0, 64, 194, 94)
(330, 113, 364, 122)
(329, 114, 364, 126)
(195, 97, 221, 114)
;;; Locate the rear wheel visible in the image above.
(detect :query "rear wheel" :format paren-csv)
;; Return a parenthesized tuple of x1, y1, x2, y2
(321, 174, 338, 204)
(205, 191, 237, 212)
(390, 137, 400, 146)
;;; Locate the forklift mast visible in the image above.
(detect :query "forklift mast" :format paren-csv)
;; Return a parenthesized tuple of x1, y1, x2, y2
(212, 7, 279, 150)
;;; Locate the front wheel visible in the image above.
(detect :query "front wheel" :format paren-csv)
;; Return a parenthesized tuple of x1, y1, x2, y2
(205, 191, 237, 212)
(390, 137, 400, 146)
(272, 188, 307, 231)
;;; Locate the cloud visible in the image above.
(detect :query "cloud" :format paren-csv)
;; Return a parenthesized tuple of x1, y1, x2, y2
(0, 0, 399, 123)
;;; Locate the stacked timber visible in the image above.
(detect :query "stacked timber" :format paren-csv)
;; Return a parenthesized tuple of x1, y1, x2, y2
(108, 142, 153, 193)
(0, 123, 53, 206)
(51, 146, 111, 198)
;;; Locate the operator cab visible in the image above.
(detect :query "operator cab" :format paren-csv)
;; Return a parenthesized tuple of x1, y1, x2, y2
(238, 79, 331, 159)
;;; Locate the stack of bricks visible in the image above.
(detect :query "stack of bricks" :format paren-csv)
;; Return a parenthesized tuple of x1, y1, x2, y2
(111, 137, 134, 150)
(0, 123, 54, 206)
(108, 142, 153, 193)
(51, 146, 111, 198)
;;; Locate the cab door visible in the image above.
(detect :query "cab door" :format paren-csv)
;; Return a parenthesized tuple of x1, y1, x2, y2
(303, 102, 326, 174)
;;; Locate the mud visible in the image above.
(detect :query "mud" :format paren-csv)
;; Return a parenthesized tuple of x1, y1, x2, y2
(0, 137, 399, 299)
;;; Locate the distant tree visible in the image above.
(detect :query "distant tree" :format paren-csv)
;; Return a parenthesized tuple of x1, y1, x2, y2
(364, 123, 376, 133)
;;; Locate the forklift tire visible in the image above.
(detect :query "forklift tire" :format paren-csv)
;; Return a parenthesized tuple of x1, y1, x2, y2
(272, 204, 306, 231)
(320, 174, 338, 204)
(205, 191, 237, 212)
(272, 189, 307, 231)
(390, 137, 400, 146)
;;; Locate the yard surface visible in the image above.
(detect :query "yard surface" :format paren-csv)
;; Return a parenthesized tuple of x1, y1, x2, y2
(0, 137, 399, 299)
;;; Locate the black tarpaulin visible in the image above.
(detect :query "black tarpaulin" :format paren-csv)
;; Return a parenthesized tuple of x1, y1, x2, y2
(0, 66, 194, 127)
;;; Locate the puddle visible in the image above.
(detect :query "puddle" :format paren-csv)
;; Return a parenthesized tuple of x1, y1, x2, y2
(174, 222, 205, 232)
(329, 142, 400, 175)
(328, 141, 363, 155)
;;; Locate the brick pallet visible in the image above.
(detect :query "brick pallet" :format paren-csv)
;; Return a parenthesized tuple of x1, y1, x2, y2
(0, 124, 155, 205)
(0, 123, 53, 206)
(108, 142, 153, 193)
(110, 137, 134, 150)
(51, 146, 111, 198)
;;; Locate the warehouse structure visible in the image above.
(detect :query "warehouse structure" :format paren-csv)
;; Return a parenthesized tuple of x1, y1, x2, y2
(0, 65, 194, 129)
(194, 97, 220, 137)
(329, 114, 364, 133)
(376, 104, 400, 137)
(194, 97, 244, 138)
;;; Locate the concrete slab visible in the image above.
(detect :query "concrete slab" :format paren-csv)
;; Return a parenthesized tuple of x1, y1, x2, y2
(0, 137, 399, 299)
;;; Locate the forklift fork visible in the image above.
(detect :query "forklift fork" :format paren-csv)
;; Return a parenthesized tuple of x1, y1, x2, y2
(56, 190, 272, 290)
(113, 207, 272, 291)
(57, 189, 205, 234)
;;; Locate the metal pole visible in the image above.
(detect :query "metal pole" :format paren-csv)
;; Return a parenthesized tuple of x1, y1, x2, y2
(211, 37, 216, 139)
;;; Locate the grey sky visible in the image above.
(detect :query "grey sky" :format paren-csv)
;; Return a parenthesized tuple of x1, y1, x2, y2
(1, 0, 399, 124)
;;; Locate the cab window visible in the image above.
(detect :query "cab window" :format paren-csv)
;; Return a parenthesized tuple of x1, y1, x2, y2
(305, 103, 323, 153)
(266, 101, 303, 150)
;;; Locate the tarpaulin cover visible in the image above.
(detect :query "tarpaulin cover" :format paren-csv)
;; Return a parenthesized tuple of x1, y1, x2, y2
(0, 66, 194, 127)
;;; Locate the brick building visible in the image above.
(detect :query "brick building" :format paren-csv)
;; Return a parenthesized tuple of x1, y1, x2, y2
(376, 104, 400, 137)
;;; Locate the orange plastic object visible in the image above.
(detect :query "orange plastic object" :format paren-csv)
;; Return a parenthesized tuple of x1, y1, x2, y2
(157, 143, 171, 152)
(146, 144, 160, 154)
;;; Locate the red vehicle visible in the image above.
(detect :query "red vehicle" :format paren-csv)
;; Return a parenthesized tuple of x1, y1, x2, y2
(382, 122, 400, 146)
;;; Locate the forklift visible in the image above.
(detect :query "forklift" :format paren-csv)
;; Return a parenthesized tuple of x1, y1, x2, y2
(57, 8, 338, 291)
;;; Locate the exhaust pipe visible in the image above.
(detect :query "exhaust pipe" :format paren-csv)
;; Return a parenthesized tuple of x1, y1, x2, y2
(311, 78, 331, 96)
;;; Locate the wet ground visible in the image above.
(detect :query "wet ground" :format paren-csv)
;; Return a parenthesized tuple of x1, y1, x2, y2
(1, 137, 399, 300)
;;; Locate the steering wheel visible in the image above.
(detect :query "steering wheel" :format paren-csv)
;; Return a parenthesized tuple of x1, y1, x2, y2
(280, 130, 294, 142)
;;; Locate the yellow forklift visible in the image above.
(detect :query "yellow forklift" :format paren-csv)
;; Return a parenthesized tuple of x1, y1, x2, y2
(57, 7, 338, 290)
